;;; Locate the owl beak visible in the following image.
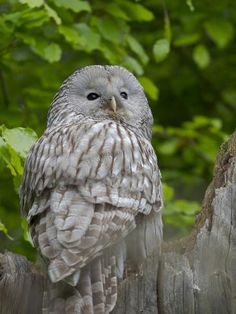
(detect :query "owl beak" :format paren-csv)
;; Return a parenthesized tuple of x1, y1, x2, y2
(110, 96, 117, 112)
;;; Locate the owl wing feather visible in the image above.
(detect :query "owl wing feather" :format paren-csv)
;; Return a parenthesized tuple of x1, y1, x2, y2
(21, 120, 162, 310)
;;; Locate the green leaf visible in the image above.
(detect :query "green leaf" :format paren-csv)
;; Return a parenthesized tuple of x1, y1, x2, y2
(0, 138, 22, 177)
(204, 19, 234, 48)
(99, 45, 121, 64)
(44, 3, 61, 25)
(24, 10, 49, 28)
(153, 39, 170, 62)
(210, 118, 222, 130)
(0, 221, 13, 240)
(59, 25, 80, 45)
(0, 127, 38, 181)
(21, 219, 34, 246)
(104, 3, 130, 21)
(120, 3, 154, 22)
(3, 11, 25, 26)
(187, 115, 209, 128)
(18, 32, 62, 62)
(1, 127, 37, 158)
(19, 0, 44, 8)
(174, 33, 200, 46)
(8, 146, 23, 176)
(0, 136, 19, 176)
(0, 16, 14, 39)
(139, 77, 159, 100)
(0, 221, 8, 235)
(176, 200, 200, 215)
(159, 139, 178, 155)
(222, 89, 236, 106)
(4, 9, 49, 29)
(123, 56, 144, 76)
(193, 44, 210, 69)
(75, 23, 101, 51)
(186, 0, 195, 11)
(91, 17, 124, 44)
(127, 35, 149, 65)
(13, 174, 23, 192)
(0, 136, 9, 163)
(43, 43, 62, 63)
(163, 183, 174, 201)
(51, 0, 91, 13)
(17, 32, 36, 48)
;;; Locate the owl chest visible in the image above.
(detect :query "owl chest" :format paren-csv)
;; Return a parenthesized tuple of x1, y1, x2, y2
(64, 123, 154, 182)
(29, 122, 158, 208)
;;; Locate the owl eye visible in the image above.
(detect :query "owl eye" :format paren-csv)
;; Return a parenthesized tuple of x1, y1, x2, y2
(87, 93, 100, 100)
(120, 91, 128, 99)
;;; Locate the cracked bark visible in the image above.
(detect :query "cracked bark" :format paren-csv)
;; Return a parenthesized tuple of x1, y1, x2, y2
(1, 130, 236, 314)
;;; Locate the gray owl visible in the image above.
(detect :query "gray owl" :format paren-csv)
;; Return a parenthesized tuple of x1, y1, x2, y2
(20, 65, 163, 313)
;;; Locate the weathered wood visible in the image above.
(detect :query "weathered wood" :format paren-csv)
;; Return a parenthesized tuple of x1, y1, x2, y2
(0, 252, 45, 314)
(1, 130, 236, 314)
(112, 252, 160, 314)
(157, 131, 236, 314)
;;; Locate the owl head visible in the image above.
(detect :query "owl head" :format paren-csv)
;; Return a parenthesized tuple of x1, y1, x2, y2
(47, 65, 153, 138)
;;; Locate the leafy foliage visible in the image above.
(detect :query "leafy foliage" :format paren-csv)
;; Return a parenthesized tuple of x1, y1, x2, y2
(0, 0, 234, 258)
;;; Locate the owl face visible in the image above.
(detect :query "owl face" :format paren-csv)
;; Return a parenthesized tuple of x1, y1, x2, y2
(48, 65, 153, 136)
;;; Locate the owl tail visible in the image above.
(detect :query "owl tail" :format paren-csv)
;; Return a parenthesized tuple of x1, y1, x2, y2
(43, 255, 117, 314)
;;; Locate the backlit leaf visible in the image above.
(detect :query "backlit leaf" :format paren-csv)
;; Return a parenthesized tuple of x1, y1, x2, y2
(75, 23, 101, 51)
(91, 17, 124, 44)
(153, 39, 170, 62)
(205, 19, 234, 48)
(1, 127, 37, 158)
(51, 0, 91, 13)
(139, 76, 159, 100)
(43, 43, 62, 63)
(120, 2, 154, 21)
(59, 25, 80, 45)
(127, 35, 149, 65)
(174, 33, 200, 46)
(104, 3, 129, 20)
(186, 0, 195, 11)
(44, 3, 61, 24)
(123, 56, 143, 76)
(0, 221, 13, 240)
(193, 44, 210, 68)
(19, 0, 44, 8)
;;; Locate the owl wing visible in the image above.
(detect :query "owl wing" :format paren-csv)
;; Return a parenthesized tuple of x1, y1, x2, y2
(21, 120, 162, 285)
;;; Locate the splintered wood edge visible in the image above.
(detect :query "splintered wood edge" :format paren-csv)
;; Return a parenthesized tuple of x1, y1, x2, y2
(163, 129, 236, 254)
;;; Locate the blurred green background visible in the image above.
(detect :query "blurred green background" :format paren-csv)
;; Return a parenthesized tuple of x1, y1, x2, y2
(0, 0, 234, 260)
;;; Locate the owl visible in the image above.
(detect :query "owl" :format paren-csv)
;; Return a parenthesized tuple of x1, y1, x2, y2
(20, 65, 163, 313)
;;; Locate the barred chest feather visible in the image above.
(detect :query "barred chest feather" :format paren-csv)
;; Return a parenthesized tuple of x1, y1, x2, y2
(23, 120, 161, 216)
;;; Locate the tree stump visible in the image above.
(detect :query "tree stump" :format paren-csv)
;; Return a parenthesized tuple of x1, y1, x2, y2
(1, 130, 236, 314)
